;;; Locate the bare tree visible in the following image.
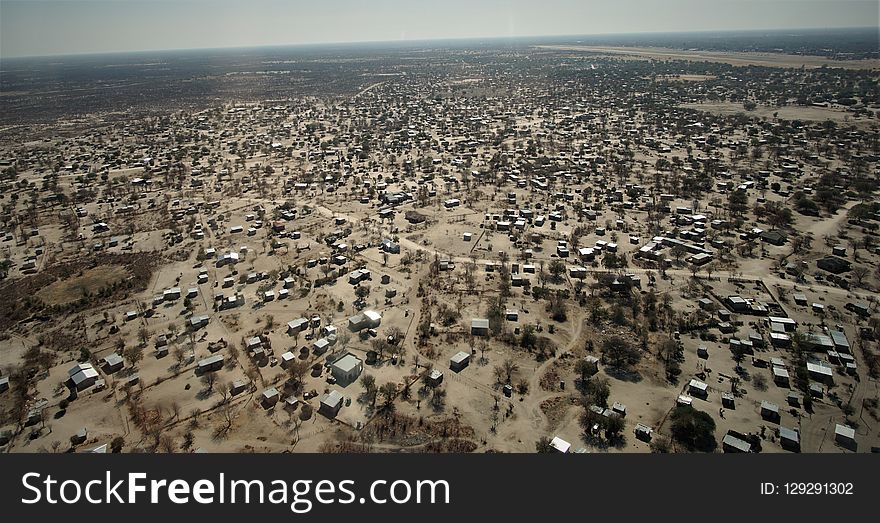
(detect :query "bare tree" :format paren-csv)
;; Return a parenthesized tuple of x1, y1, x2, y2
(200, 372, 218, 394)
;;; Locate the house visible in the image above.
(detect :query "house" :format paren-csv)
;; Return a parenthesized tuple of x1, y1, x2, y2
(767, 316, 797, 332)
(331, 353, 363, 386)
(688, 379, 708, 399)
(68, 363, 99, 391)
(760, 230, 787, 246)
(280, 351, 295, 368)
(197, 354, 224, 373)
(190, 315, 209, 330)
(427, 369, 443, 387)
(471, 318, 490, 336)
(102, 353, 124, 374)
(721, 392, 735, 409)
(830, 331, 850, 353)
(845, 302, 870, 317)
(287, 318, 308, 336)
(817, 256, 851, 274)
(779, 427, 801, 452)
(725, 295, 749, 312)
(834, 424, 857, 450)
(261, 387, 280, 408)
(634, 423, 653, 442)
(450, 351, 471, 372)
(381, 239, 400, 254)
(0, 376, 9, 393)
(760, 401, 780, 422)
(689, 252, 713, 265)
(231, 379, 250, 395)
(722, 433, 752, 453)
(319, 390, 344, 417)
(772, 366, 790, 387)
(348, 309, 382, 331)
(246, 336, 263, 352)
(548, 436, 571, 453)
(313, 337, 331, 354)
(807, 362, 834, 385)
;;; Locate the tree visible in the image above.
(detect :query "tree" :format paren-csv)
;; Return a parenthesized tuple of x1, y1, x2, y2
(172, 346, 186, 370)
(535, 436, 554, 453)
(851, 265, 869, 287)
(601, 336, 641, 370)
(581, 377, 610, 408)
(379, 382, 397, 412)
(575, 359, 598, 383)
(603, 414, 625, 440)
(110, 436, 125, 453)
(548, 259, 566, 283)
(123, 344, 144, 369)
(217, 380, 231, 404)
(669, 406, 717, 452)
(360, 374, 378, 407)
(286, 360, 309, 391)
(728, 190, 748, 216)
(650, 435, 672, 453)
(137, 326, 151, 346)
(430, 387, 447, 410)
(495, 359, 519, 385)
(200, 372, 217, 394)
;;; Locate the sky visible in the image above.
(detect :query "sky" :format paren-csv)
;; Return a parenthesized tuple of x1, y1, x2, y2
(1, 0, 878, 58)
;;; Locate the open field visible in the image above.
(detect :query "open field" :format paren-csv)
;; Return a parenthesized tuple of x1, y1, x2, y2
(681, 101, 879, 128)
(36, 265, 129, 306)
(536, 45, 880, 70)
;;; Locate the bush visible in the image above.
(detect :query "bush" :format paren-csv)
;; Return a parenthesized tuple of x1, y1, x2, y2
(110, 436, 125, 453)
(669, 406, 717, 452)
(601, 336, 641, 370)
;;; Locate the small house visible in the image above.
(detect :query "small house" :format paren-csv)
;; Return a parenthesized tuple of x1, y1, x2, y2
(634, 423, 653, 442)
(319, 390, 344, 417)
(450, 351, 471, 372)
(760, 401, 780, 422)
(197, 354, 224, 373)
(722, 433, 752, 453)
(471, 318, 490, 336)
(779, 427, 800, 452)
(688, 379, 708, 399)
(834, 424, 857, 450)
(549, 436, 571, 454)
(261, 387, 280, 408)
(102, 353, 124, 374)
(427, 369, 443, 387)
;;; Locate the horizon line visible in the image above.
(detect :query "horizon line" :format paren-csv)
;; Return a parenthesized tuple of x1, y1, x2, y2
(2, 25, 876, 61)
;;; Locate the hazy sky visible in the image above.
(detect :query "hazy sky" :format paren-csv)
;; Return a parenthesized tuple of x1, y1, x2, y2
(1, 0, 877, 58)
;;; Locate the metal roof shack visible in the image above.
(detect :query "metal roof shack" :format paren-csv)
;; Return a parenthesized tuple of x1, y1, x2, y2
(319, 390, 344, 417)
(722, 433, 753, 453)
(197, 354, 224, 372)
(450, 351, 471, 372)
(549, 436, 571, 453)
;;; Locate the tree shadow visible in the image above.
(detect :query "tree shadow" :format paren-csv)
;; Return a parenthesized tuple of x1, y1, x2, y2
(605, 367, 643, 383)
